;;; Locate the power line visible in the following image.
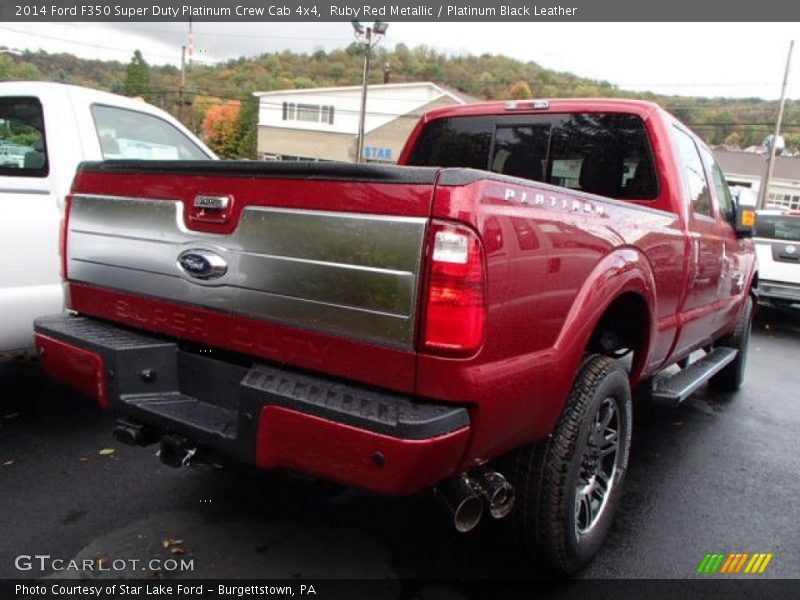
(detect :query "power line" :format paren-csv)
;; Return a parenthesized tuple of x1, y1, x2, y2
(0, 26, 219, 64)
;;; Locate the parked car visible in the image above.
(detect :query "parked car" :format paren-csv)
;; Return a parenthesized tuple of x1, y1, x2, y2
(0, 81, 215, 355)
(35, 99, 756, 573)
(754, 209, 800, 306)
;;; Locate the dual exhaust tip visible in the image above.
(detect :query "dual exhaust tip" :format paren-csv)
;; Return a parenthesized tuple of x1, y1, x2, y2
(437, 467, 515, 533)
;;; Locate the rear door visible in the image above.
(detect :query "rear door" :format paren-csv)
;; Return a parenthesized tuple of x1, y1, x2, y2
(0, 93, 63, 350)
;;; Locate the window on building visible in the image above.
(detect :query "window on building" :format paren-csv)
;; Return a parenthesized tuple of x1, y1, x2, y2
(673, 127, 712, 217)
(282, 101, 334, 125)
(0, 96, 48, 177)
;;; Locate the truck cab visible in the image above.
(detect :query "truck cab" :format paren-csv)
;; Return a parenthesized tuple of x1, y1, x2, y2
(0, 82, 215, 355)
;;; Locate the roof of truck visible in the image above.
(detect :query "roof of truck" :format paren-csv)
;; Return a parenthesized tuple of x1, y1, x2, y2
(420, 98, 664, 122)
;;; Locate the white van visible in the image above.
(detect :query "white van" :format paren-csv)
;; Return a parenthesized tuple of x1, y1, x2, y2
(0, 82, 215, 355)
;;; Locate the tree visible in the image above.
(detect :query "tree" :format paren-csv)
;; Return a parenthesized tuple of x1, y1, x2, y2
(724, 131, 743, 148)
(233, 95, 258, 159)
(507, 80, 532, 100)
(124, 50, 151, 100)
(201, 101, 241, 158)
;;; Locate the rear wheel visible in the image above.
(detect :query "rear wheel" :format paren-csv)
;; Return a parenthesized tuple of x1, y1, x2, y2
(710, 296, 753, 392)
(509, 354, 632, 574)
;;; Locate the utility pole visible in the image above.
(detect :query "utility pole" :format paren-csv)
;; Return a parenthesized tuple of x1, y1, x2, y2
(179, 45, 186, 124)
(758, 40, 794, 209)
(351, 20, 388, 163)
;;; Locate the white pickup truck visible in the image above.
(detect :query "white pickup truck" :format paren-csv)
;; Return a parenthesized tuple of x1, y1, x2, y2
(0, 81, 215, 355)
(754, 209, 800, 306)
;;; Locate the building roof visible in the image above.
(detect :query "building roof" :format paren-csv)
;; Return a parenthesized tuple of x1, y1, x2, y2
(714, 149, 800, 183)
(253, 81, 473, 104)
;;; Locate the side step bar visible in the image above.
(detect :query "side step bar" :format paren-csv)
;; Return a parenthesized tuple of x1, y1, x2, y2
(651, 347, 738, 406)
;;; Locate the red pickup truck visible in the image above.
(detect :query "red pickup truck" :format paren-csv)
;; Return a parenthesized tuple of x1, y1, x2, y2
(35, 99, 757, 573)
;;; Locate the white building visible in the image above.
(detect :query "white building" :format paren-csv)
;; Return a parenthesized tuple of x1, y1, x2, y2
(254, 82, 475, 163)
(714, 148, 800, 210)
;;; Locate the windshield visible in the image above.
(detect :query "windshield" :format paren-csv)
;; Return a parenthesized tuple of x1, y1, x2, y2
(755, 214, 800, 242)
(406, 112, 658, 201)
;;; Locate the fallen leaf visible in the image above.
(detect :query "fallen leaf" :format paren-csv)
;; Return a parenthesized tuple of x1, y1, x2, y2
(672, 421, 685, 427)
(169, 547, 185, 555)
(3, 413, 19, 420)
(2, 460, 13, 466)
(79, 457, 89, 462)
(161, 539, 170, 549)
(98, 448, 116, 456)
(95, 556, 108, 569)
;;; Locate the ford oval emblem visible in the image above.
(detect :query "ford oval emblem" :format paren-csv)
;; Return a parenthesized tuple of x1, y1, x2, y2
(177, 249, 227, 280)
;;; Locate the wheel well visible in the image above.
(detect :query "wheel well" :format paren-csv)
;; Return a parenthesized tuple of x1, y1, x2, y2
(586, 293, 650, 375)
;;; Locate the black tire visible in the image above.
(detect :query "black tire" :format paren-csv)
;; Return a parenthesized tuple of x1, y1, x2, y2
(710, 296, 753, 392)
(508, 354, 632, 574)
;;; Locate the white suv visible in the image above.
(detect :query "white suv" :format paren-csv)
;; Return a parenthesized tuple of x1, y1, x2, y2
(754, 209, 800, 306)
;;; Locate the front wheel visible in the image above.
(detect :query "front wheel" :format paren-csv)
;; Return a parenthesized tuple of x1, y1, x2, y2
(509, 354, 633, 574)
(710, 296, 753, 392)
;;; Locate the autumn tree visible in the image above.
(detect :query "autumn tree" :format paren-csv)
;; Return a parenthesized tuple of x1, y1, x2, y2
(507, 80, 532, 100)
(201, 100, 241, 158)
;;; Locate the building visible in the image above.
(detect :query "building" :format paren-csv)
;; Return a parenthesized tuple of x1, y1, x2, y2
(254, 82, 475, 163)
(714, 148, 800, 210)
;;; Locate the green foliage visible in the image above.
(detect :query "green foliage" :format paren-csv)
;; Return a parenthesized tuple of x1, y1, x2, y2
(1, 46, 798, 156)
(233, 95, 259, 159)
(124, 50, 151, 100)
(0, 55, 42, 81)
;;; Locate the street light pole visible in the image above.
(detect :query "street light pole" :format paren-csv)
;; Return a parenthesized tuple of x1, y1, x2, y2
(356, 27, 371, 164)
(352, 20, 388, 163)
(758, 40, 794, 210)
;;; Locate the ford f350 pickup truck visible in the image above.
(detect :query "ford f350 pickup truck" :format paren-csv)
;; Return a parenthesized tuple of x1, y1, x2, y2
(34, 99, 757, 573)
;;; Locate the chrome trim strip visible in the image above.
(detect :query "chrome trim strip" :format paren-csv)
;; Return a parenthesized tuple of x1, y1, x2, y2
(68, 194, 427, 348)
(0, 188, 50, 195)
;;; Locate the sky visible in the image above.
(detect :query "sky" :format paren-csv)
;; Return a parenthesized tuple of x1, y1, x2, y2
(0, 21, 798, 100)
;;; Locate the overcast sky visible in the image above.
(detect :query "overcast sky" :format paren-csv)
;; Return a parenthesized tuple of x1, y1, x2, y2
(1, 22, 798, 99)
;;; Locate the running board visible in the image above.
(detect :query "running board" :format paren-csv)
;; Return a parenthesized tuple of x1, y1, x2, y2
(651, 348, 738, 405)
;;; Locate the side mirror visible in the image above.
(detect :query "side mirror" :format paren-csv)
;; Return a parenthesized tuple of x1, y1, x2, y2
(733, 203, 755, 237)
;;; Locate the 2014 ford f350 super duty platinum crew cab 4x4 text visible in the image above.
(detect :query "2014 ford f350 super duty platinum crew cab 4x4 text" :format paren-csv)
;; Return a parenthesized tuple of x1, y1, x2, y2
(35, 99, 757, 573)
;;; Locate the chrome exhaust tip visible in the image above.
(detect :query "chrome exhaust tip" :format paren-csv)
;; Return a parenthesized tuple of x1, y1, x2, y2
(471, 467, 516, 520)
(436, 474, 484, 533)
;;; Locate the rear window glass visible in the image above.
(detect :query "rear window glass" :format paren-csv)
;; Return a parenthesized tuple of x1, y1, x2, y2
(755, 215, 800, 242)
(407, 112, 658, 200)
(91, 104, 209, 160)
(0, 96, 48, 177)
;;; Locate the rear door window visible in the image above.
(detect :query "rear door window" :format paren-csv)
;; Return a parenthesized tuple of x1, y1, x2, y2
(0, 97, 48, 177)
(407, 112, 658, 200)
(91, 104, 210, 160)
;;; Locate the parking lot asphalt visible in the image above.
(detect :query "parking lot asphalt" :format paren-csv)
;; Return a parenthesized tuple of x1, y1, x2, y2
(1, 305, 798, 581)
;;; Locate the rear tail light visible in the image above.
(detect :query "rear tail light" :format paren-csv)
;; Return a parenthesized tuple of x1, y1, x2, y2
(59, 195, 72, 280)
(422, 222, 486, 355)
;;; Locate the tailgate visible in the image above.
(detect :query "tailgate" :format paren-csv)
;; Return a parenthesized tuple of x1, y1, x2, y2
(65, 160, 439, 392)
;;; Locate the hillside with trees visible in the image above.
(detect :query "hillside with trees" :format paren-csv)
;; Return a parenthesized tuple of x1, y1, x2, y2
(1, 44, 798, 159)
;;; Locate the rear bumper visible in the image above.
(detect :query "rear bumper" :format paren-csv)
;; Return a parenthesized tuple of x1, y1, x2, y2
(756, 280, 800, 304)
(34, 314, 470, 495)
